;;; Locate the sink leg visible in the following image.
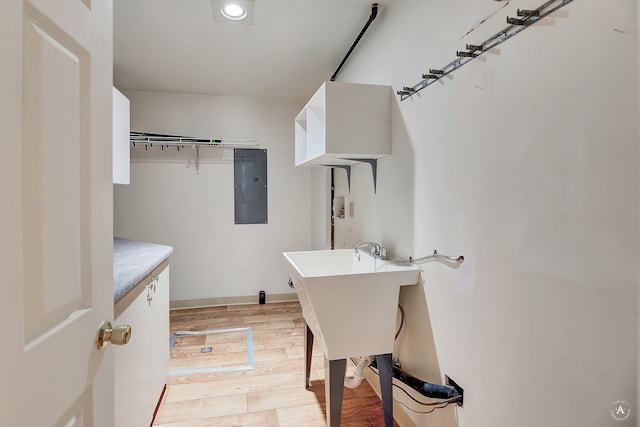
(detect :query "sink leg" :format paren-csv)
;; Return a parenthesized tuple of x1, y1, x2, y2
(304, 322, 314, 390)
(325, 357, 346, 427)
(376, 353, 394, 427)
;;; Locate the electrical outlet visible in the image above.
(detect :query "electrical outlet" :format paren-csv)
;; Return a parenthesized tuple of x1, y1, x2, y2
(445, 375, 464, 406)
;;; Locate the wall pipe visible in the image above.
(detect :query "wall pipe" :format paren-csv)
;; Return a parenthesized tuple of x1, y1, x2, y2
(328, 2, 378, 230)
(330, 3, 379, 81)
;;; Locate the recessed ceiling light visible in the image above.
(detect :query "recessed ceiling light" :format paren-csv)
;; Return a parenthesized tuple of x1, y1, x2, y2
(221, 3, 246, 20)
(211, 0, 254, 25)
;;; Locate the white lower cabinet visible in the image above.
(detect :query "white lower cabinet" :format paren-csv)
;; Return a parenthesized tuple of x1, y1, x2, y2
(114, 263, 170, 427)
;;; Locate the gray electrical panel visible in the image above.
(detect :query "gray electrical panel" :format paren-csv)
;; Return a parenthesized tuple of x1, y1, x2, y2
(234, 149, 267, 224)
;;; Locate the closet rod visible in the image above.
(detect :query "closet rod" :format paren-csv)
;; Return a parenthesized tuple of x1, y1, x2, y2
(130, 139, 258, 147)
(130, 131, 257, 147)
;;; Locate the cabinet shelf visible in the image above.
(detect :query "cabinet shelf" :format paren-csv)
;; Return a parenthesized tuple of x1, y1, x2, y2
(295, 81, 392, 168)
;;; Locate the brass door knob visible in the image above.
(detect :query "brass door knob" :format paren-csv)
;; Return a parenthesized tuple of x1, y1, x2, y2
(96, 321, 132, 349)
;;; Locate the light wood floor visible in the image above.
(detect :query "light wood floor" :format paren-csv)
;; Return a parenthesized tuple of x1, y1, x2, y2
(152, 301, 399, 427)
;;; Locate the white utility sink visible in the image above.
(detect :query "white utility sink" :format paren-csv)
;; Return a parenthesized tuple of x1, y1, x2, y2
(283, 249, 420, 360)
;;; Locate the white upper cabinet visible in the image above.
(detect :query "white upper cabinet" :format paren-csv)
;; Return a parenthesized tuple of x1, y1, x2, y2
(295, 81, 391, 167)
(113, 87, 130, 184)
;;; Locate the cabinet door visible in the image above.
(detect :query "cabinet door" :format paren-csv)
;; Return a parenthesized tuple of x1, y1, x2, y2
(154, 266, 171, 386)
(114, 266, 169, 427)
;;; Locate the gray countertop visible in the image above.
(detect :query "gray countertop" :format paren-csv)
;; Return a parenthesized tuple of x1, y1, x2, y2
(113, 237, 174, 304)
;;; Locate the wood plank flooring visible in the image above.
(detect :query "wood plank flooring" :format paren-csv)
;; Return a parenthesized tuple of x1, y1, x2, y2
(153, 301, 399, 427)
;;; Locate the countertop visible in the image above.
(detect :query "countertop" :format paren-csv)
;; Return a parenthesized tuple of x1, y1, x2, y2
(113, 237, 174, 304)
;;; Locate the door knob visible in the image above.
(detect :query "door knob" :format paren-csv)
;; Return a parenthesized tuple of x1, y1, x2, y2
(96, 321, 132, 349)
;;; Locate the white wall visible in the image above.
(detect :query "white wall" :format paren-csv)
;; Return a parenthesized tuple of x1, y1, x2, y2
(114, 91, 311, 302)
(327, 0, 638, 426)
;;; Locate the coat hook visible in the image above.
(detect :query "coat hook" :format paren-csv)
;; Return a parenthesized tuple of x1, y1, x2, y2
(396, 90, 412, 96)
(456, 50, 477, 58)
(429, 69, 444, 75)
(506, 16, 527, 26)
(422, 73, 440, 79)
(517, 8, 540, 17)
(465, 44, 483, 52)
(402, 86, 417, 93)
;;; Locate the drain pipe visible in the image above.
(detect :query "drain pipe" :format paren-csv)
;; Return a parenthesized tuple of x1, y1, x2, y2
(346, 306, 404, 388)
(330, 3, 379, 81)
(345, 356, 373, 388)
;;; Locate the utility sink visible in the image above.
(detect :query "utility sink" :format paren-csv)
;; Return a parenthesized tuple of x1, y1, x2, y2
(283, 249, 420, 360)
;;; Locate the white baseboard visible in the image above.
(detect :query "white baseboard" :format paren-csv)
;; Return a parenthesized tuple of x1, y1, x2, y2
(170, 292, 298, 309)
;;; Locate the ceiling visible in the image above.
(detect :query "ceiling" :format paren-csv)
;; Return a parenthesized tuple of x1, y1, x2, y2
(113, 0, 387, 102)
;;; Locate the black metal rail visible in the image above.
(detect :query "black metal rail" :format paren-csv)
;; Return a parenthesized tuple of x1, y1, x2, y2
(330, 3, 379, 81)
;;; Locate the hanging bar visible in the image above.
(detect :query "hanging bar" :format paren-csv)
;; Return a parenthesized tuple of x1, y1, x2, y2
(131, 139, 258, 147)
(130, 131, 258, 171)
(130, 131, 258, 147)
(398, 0, 573, 101)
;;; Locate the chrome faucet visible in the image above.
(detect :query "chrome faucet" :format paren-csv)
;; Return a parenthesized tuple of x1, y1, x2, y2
(354, 242, 386, 260)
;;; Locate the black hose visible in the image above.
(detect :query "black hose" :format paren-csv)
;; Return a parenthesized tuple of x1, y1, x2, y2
(370, 360, 461, 401)
(395, 304, 405, 340)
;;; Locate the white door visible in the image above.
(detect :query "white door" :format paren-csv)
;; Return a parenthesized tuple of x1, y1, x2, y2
(0, 0, 115, 425)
